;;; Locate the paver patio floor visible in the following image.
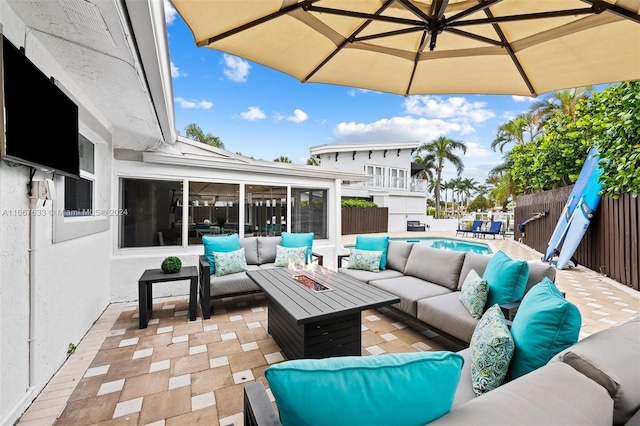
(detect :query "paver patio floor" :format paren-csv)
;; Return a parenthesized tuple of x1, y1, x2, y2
(18, 232, 640, 425)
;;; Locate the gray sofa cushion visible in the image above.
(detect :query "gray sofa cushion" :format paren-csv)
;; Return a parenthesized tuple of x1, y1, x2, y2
(210, 271, 261, 297)
(416, 292, 479, 344)
(551, 318, 640, 425)
(457, 252, 491, 290)
(368, 276, 451, 317)
(258, 236, 281, 264)
(524, 261, 556, 294)
(429, 362, 614, 426)
(404, 245, 466, 290)
(240, 237, 259, 265)
(337, 267, 404, 283)
(451, 348, 476, 408)
(386, 241, 414, 272)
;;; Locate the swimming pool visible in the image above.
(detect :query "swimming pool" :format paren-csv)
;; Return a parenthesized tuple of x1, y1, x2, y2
(398, 237, 493, 255)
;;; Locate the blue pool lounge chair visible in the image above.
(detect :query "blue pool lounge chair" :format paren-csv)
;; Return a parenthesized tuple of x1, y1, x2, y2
(456, 220, 483, 237)
(477, 221, 504, 239)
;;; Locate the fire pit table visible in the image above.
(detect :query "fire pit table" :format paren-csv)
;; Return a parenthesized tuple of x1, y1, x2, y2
(247, 266, 400, 360)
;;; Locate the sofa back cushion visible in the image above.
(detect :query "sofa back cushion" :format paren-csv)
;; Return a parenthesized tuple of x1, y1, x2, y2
(551, 318, 640, 425)
(257, 236, 281, 264)
(265, 351, 464, 426)
(404, 245, 466, 290)
(457, 252, 491, 290)
(239, 237, 259, 265)
(385, 240, 413, 272)
(524, 261, 556, 294)
(508, 278, 581, 380)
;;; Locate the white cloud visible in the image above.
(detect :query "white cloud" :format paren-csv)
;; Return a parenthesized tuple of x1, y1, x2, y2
(333, 116, 462, 143)
(403, 95, 495, 123)
(512, 95, 536, 102)
(164, 0, 177, 25)
(463, 142, 493, 158)
(240, 106, 266, 121)
(223, 54, 251, 82)
(286, 109, 308, 123)
(170, 62, 181, 78)
(175, 97, 213, 109)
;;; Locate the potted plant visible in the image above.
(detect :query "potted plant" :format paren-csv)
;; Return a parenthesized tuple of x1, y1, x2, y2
(161, 256, 182, 273)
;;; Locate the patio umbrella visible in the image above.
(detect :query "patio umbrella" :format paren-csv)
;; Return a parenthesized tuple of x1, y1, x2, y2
(170, 0, 640, 97)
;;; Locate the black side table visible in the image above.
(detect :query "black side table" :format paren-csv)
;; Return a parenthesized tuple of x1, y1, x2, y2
(138, 266, 198, 329)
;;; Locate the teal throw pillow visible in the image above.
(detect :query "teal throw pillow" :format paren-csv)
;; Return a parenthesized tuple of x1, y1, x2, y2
(470, 304, 515, 396)
(265, 351, 464, 426)
(203, 234, 241, 275)
(509, 277, 582, 380)
(281, 232, 314, 263)
(355, 235, 389, 270)
(482, 250, 529, 307)
(213, 248, 248, 277)
(459, 269, 489, 319)
(274, 245, 307, 267)
(347, 248, 383, 272)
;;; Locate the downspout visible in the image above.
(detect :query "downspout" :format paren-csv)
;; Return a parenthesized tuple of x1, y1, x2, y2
(28, 180, 38, 387)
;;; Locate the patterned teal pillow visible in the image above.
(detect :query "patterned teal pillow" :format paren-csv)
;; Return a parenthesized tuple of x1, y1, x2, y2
(348, 248, 383, 272)
(470, 304, 515, 396)
(459, 269, 489, 319)
(274, 245, 307, 267)
(213, 248, 248, 277)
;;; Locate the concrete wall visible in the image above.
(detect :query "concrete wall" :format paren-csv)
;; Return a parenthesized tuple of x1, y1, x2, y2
(0, 8, 112, 423)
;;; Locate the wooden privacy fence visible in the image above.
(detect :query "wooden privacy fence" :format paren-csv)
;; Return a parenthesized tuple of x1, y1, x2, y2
(342, 207, 388, 235)
(515, 187, 639, 291)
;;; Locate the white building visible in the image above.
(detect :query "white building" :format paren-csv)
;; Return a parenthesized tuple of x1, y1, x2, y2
(0, 1, 366, 423)
(310, 142, 430, 232)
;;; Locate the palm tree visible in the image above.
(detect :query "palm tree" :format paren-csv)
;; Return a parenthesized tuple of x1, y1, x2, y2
(460, 177, 478, 210)
(488, 157, 517, 211)
(184, 123, 225, 148)
(273, 156, 291, 163)
(413, 152, 436, 198)
(306, 157, 319, 166)
(529, 86, 592, 125)
(491, 112, 539, 153)
(449, 177, 464, 217)
(417, 137, 466, 219)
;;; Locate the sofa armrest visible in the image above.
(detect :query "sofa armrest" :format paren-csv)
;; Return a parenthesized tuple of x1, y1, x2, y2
(337, 254, 350, 268)
(500, 302, 520, 322)
(311, 252, 323, 266)
(244, 381, 281, 426)
(198, 255, 211, 319)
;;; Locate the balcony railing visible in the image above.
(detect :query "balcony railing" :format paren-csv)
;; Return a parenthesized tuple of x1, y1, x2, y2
(344, 177, 428, 193)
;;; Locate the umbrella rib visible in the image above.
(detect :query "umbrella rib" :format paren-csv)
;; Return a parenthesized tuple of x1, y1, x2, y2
(306, 5, 423, 27)
(483, 8, 536, 96)
(449, 8, 595, 28)
(446, 28, 502, 46)
(198, 0, 320, 46)
(303, 0, 395, 83)
(446, 0, 503, 24)
(354, 27, 426, 42)
(581, 0, 640, 23)
(406, 31, 429, 96)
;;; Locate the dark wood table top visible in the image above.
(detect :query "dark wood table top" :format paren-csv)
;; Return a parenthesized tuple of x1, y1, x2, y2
(139, 266, 197, 282)
(247, 266, 400, 325)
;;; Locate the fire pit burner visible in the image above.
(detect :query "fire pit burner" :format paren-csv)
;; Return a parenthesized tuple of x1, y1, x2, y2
(294, 274, 331, 292)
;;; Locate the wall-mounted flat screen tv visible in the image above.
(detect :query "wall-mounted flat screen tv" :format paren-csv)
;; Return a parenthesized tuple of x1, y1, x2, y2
(1, 34, 80, 178)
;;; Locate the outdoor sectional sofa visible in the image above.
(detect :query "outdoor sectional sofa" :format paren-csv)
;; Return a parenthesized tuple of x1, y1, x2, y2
(197, 235, 323, 319)
(337, 240, 556, 345)
(244, 317, 640, 425)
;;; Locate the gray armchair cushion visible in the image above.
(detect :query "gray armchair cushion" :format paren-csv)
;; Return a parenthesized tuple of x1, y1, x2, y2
(404, 245, 466, 290)
(258, 236, 281, 264)
(386, 241, 414, 272)
(240, 237, 259, 265)
(416, 292, 479, 344)
(429, 362, 613, 426)
(524, 261, 556, 294)
(368, 276, 451, 317)
(210, 272, 260, 297)
(551, 318, 640, 425)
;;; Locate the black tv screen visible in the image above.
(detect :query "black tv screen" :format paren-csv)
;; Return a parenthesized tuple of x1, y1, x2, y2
(1, 34, 80, 178)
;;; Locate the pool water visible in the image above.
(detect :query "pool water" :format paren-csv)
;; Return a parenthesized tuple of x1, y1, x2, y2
(400, 237, 493, 255)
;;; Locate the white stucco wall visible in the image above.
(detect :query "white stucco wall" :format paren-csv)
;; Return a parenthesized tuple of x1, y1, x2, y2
(0, 10, 112, 423)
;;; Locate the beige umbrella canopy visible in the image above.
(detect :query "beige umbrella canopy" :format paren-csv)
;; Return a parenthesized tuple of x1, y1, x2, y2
(171, 0, 640, 97)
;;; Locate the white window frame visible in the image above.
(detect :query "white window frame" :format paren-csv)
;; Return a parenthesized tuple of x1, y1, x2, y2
(388, 167, 408, 189)
(364, 164, 385, 187)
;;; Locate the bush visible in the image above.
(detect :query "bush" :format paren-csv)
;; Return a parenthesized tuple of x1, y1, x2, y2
(161, 256, 182, 273)
(341, 199, 377, 208)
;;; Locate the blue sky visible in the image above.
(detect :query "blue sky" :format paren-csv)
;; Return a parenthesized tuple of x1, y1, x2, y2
(164, 1, 541, 184)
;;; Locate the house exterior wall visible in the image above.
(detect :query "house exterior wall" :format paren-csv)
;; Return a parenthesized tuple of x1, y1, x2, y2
(109, 157, 344, 302)
(317, 147, 411, 173)
(0, 9, 112, 423)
